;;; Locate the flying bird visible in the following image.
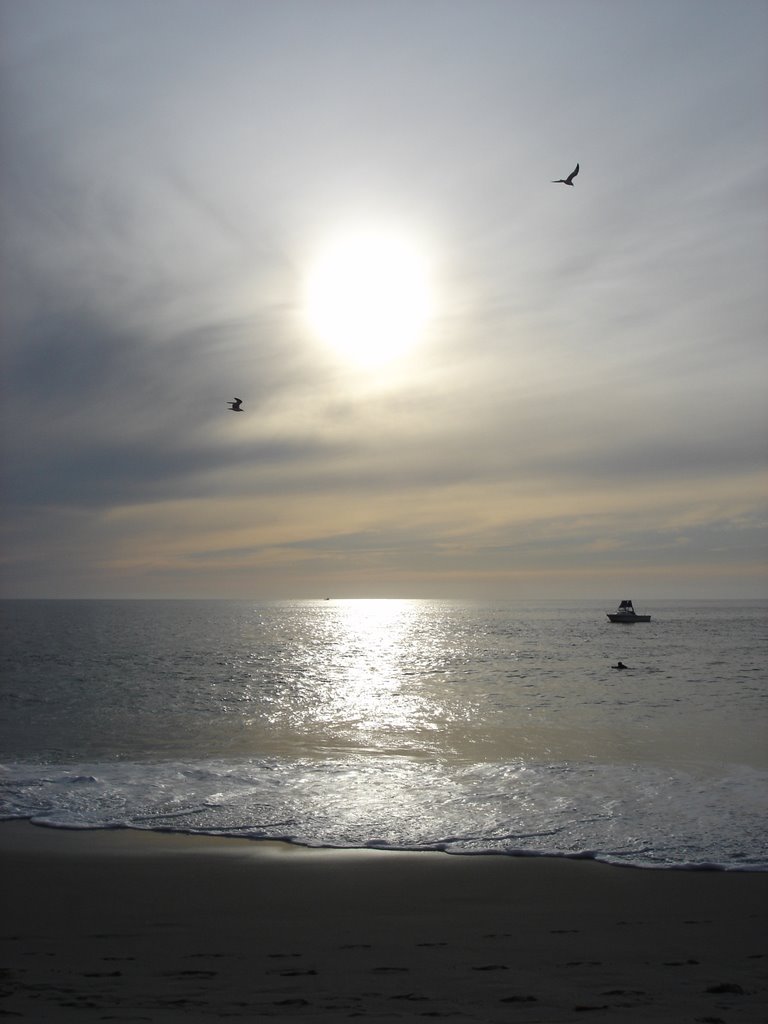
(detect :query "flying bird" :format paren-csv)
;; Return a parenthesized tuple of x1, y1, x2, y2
(227, 398, 243, 412)
(552, 162, 579, 186)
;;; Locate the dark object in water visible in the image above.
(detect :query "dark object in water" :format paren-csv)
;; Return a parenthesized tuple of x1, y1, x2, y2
(607, 600, 651, 623)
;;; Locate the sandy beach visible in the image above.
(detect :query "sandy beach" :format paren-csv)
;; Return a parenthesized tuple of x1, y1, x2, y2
(1, 821, 766, 1023)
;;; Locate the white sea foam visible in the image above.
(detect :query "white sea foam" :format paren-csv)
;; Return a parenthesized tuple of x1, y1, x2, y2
(1, 756, 765, 869)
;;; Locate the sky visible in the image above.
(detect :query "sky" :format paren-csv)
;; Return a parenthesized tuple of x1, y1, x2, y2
(1, 0, 766, 600)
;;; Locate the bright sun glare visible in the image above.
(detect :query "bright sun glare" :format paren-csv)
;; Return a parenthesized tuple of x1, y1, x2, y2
(305, 229, 433, 367)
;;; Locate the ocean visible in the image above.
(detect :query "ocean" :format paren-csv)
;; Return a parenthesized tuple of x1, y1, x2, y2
(1, 598, 766, 870)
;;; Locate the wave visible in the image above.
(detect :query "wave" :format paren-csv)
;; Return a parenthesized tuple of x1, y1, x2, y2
(2, 756, 766, 871)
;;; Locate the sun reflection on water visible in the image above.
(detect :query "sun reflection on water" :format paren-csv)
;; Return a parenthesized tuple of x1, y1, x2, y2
(310, 600, 433, 743)
(256, 598, 475, 757)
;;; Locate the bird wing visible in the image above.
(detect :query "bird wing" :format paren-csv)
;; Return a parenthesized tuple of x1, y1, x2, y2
(566, 163, 579, 183)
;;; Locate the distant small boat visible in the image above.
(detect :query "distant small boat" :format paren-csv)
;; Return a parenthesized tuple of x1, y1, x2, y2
(607, 599, 651, 623)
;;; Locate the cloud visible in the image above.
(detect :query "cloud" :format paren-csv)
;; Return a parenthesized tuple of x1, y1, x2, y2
(1, 0, 766, 597)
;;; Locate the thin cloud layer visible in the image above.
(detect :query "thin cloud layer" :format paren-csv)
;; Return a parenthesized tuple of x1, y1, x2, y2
(1, 0, 766, 598)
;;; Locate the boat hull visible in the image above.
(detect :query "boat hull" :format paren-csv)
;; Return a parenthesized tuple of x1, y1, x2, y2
(607, 613, 651, 623)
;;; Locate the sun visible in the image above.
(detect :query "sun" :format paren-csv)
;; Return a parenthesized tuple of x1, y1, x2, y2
(304, 228, 433, 367)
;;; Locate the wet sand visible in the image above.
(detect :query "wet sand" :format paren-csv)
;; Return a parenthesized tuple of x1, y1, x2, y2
(1, 821, 766, 1022)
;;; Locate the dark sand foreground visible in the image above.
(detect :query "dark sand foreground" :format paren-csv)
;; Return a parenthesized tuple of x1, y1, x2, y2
(1, 822, 766, 1023)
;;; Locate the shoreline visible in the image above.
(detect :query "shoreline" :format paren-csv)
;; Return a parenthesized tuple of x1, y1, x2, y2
(2, 821, 766, 1021)
(1, 817, 766, 871)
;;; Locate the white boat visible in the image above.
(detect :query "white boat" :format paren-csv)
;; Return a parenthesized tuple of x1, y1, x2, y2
(607, 599, 651, 623)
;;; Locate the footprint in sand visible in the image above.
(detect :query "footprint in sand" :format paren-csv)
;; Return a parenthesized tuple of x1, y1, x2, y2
(160, 969, 217, 978)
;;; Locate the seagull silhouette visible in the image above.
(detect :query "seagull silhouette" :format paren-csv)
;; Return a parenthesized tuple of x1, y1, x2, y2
(552, 162, 579, 186)
(227, 397, 243, 412)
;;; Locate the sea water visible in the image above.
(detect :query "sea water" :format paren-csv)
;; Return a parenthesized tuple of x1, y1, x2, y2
(1, 598, 766, 869)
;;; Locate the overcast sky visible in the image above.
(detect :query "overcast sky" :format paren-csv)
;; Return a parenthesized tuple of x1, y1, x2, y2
(1, 0, 766, 599)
